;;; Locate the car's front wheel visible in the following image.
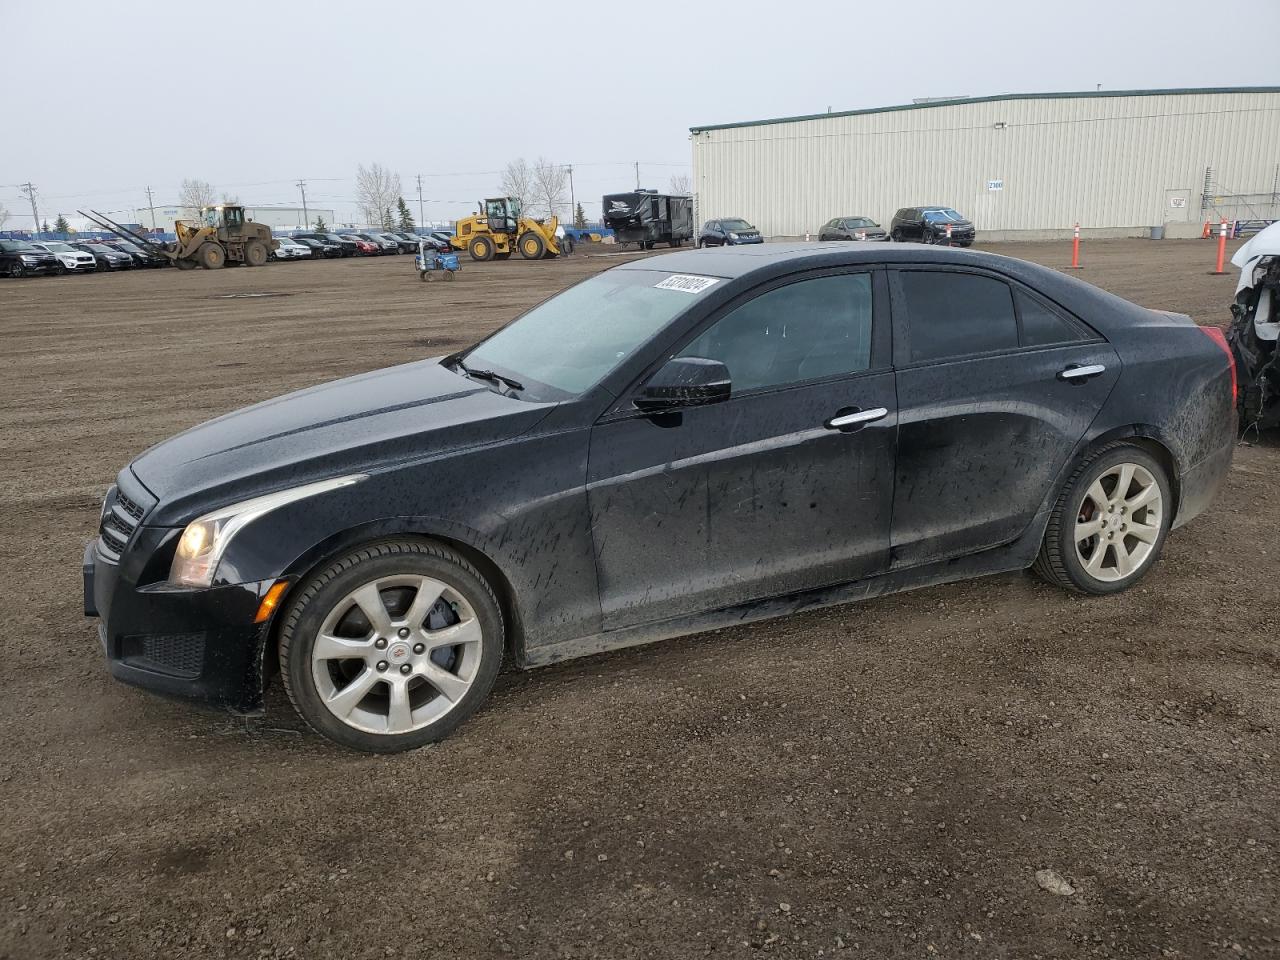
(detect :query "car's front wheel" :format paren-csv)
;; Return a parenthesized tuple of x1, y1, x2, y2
(1034, 444, 1171, 595)
(280, 540, 504, 752)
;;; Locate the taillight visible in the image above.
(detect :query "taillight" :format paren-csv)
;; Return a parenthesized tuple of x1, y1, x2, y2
(1199, 325, 1237, 406)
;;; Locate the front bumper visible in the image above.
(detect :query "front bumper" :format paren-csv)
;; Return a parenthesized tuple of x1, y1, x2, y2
(83, 538, 276, 715)
(728, 236, 765, 245)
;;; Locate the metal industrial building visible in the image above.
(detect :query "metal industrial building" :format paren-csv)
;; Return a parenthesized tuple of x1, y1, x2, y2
(690, 87, 1280, 240)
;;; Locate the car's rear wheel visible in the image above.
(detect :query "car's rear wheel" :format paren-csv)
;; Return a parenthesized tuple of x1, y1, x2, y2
(280, 540, 504, 752)
(1034, 444, 1171, 595)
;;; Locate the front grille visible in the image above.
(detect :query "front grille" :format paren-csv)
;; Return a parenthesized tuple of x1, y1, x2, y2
(122, 633, 205, 677)
(97, 482, 150, 562)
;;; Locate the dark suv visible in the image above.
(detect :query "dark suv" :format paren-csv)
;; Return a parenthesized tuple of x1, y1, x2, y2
(296, 233, 359, 257)
(0, 238, 62, 277)
(890, 207, 975, 246)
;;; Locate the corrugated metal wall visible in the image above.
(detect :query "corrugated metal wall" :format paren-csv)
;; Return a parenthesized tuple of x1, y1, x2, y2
(690, 90, 1280, 237)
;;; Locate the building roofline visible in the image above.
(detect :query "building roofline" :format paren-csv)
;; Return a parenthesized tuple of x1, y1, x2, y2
(689, 86, 1280, 133)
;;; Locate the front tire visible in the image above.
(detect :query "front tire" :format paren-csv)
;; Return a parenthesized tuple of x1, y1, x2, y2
(196, 242, 225, 269)
(1033, 444, 1172, 595)
(517, 231, 546, 260)
(468, 236, 495, 262)
(243, 239, 268, 267)
(280, 540, 505, 752)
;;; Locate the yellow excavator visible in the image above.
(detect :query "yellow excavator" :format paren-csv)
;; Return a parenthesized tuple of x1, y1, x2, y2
(450, 197, 560, 262)
(80, 205, 277, 269)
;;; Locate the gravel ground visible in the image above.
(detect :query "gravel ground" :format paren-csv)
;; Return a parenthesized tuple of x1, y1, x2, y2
(0, 239, 1275, 959)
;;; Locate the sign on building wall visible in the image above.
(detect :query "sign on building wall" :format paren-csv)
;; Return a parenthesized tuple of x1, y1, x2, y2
(1169, 196, 1187, 208)
(986, 179, 1004, 192)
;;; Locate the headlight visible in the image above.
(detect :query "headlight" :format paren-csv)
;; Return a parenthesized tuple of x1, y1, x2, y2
(168, 474, 366, 588)
(728, 232, 739, 240)
(21, 254, 37, 262)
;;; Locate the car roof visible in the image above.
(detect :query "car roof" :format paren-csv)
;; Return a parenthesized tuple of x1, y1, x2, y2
(614, 242, 1151, 335)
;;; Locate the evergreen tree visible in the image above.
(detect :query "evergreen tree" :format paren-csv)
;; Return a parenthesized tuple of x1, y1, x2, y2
(397, 197, 415, 231)
(574, 202, 587, 229)
(41, 220, 51, 234)
(382, 206, 396, 231)
(314, 215, 328, 231)
(53, 214, 70, 234)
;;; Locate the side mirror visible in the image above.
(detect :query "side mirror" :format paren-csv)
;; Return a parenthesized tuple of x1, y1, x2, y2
(636, 357, 731, 412)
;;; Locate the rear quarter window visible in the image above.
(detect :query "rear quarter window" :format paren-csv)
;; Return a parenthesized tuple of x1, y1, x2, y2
(1015, 290, 1086, 346)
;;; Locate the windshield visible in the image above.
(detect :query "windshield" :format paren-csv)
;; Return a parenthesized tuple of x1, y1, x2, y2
(720, 219, 753, 231)
(1, 240, 36, 252)
(923, 209, 964, 222)
(846, 218, 876, 228)
(41, 241, 73, 251)
(462, 269, 716, 399)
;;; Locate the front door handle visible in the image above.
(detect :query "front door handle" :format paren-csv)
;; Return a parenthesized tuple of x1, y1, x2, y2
(826, 407, 889, 430)
(1058, 363, 1107, 382)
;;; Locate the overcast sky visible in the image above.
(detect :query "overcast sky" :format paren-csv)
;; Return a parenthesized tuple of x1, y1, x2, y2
(4, 0, 1275, 229)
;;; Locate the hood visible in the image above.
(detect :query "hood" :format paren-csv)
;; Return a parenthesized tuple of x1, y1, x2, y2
(133, 358, 554, 525)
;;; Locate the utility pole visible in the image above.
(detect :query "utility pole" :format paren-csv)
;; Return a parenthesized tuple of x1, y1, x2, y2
(21, 182, 40, 238)
(416, 173, 424, 228)
(634, 162, 640, 189)
(566, 164, 575, 225)
(145, 185, 157, 232)
(296, 179, 309, 229)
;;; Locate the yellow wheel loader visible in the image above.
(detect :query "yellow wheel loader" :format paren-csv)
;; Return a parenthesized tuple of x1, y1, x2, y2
(450, 197, 560, 262)
(80, 205, 277, 270)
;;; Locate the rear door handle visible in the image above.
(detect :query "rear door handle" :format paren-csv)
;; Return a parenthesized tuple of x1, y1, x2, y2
(1058, 363, 1106, 381)
(826, 407, 889, 430)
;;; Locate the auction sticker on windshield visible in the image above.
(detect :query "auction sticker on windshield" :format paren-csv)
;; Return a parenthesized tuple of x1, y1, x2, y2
(655, 274, 721, 294)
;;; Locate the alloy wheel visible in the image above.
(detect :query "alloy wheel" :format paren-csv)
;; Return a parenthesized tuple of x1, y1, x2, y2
(1073, 462, 1163, 583)
(310, 575, 484, 735)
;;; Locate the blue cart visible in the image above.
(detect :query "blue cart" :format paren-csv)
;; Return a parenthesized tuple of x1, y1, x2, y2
(416, 244, 460, 282)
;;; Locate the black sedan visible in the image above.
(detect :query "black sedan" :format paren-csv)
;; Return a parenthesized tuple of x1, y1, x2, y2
(697, 218, 762, 247)
(84, 244, 1236, 752)
(292, 236, 343, 259)
(296, 233, 358, 257)
(0, 238, 63, 277)
(818, 216, 888, 242)
(70, 241, 134, 270)
(106, 240, 167, 268)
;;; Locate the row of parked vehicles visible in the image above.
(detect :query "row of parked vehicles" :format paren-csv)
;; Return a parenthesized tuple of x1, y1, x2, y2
(695, 206, 977, 248)
(0, 228, 457, 277)
(278, 230, 453, 261)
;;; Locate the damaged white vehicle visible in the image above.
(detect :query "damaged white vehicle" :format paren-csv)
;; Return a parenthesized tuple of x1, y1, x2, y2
(1229, 221, 1280, 430)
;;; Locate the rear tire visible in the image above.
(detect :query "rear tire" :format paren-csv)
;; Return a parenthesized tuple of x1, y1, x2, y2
(279, 539, 505, 752)
(468, 236, 495, 262)
(196, 243, 225, 269)
(243, 240, 268, 267)
(1033, 443, 1172, 595)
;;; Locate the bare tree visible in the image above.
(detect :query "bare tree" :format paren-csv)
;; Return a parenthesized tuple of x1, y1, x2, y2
(669, 173, 692, 195)
(0, 204, 9, 230)
(178, 178, 216, 214)
(356, 163, 403, 227)
(531, 157, 568, 220)
(500, 158, 535, 215)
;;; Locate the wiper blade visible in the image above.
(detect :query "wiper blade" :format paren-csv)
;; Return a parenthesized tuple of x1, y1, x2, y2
(452, 359, 524, 392)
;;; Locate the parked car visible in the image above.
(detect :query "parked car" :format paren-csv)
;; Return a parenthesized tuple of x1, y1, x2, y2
(292, 236, 343, 259)
(412, 233, 451, 254)
(430, 230, 456, 249)
(697, 218, 762, 247)
(393, 231, 440, 254)
(296, 233, 358, 257)
(0, 238, 63, 277)
(106, 239, 167, 268)
(353, 232, 401, 255)
(31, 241, 97, 273)
(343, 236, 379, 256)
(818, 216, 888, 242)
(69, 241, 133, 270)
(272, 237, 311, 260)
(890, 207, 976, 246)
(83, 244, 1236, 752)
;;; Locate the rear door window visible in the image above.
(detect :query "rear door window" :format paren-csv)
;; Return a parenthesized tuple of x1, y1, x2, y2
(900, 271, 1019, 362)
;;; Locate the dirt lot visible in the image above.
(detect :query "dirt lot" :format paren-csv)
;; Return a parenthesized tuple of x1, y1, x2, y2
(0, 239, 1276, 959)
